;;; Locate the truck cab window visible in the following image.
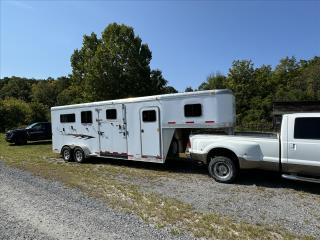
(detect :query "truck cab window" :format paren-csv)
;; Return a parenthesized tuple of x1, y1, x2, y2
(106, 109, 117, 120)
(81, 111, 92, 124)
(184, 104, 202, 117)
(294, 117, 320, 140)
(60, 114, 75, 123)
(142, 110, 156, 122)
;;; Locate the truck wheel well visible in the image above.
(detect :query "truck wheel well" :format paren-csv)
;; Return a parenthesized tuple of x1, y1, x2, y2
(207, 148, 239, 168)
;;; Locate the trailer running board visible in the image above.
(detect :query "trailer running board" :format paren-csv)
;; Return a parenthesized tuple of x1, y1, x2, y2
(281, 174, 320, 184)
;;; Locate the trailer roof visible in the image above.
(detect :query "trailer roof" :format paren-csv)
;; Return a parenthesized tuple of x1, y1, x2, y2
(51, 89, 232, 111)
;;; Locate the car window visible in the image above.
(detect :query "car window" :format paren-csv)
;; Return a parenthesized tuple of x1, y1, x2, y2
(294, 117, 320, 140)
(31, 124, 42, 130)
(26, 123, 37, 129)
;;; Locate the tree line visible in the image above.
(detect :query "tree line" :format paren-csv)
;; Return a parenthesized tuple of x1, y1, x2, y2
(197, 56, 320, 127)
(1, 23, 319, 132)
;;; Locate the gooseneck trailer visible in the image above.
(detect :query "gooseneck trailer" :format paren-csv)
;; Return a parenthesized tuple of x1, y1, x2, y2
(51, 90, 235, 163)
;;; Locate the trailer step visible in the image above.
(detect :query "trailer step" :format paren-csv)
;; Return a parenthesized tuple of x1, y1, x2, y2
(281, 174, 320, 184)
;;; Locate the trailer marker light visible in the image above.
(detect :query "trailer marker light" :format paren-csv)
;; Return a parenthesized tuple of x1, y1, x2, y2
(168, 121, 176, 124)
(205, 120, 215, 123)
(186, 121, 194, 124)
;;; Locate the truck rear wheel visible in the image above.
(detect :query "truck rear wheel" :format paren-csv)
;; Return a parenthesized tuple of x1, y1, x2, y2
(208, 156, 238, 183)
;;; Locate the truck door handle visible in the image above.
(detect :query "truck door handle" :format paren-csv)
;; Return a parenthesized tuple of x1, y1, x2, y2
(289, 143, 296, 150)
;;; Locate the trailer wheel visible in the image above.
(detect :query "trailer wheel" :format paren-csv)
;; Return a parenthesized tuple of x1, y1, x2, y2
(62, 146, 73, 162)
(208, 156, 238, 183)
(74, 147, 85, 163)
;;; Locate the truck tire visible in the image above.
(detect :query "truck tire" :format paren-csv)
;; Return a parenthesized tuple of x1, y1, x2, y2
(62, 146, 73, 162)
(74, 147, 85, 163)
(208, 156, 238, 183)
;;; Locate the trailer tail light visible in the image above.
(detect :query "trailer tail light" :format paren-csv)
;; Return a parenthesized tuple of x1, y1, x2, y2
(168, 121, 176, 124)
(185, 121, 194, 124)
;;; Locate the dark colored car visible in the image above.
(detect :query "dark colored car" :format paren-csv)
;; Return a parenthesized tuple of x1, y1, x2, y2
(5, 122, 52, 145)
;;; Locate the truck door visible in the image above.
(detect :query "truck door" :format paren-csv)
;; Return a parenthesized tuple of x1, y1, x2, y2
(99, 104, 128, 158)
(287, 116, 320, 175)
(140, 107, 161, 158)
(27, 123, 46, 141)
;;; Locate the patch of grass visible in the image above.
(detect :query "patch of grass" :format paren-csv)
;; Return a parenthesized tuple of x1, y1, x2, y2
(0, 134, 312, 240)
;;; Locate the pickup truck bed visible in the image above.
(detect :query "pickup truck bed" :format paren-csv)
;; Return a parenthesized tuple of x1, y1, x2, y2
(191, 134, 279, 170)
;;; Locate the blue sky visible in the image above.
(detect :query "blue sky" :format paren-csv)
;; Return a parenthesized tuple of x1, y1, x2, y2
(1, 0, 319, 91)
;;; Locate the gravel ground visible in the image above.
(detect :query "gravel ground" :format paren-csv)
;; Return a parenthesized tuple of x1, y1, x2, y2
(0, 161, 191, 240)
(131, 160, 320, 239)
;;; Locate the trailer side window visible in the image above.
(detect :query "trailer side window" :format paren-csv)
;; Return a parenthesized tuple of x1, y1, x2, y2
(81, 111, 92, 124)
(106, 109, 117, 120)
(294, 117, 320, 140)
(60, 114, 75, 123)
(142, 110, 156, 122)
(184, 104, 202, 117)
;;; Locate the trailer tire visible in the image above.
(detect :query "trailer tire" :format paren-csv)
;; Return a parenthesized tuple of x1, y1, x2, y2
(208, 156, 238, 183)
(74, 147, 85, 163)
(62, 146, 73, 162)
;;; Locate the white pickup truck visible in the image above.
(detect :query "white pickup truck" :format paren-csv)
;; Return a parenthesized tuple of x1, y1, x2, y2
(190, 113, 320, 183)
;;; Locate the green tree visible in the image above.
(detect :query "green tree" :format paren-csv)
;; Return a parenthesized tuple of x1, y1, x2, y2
(198, 73, 227, 90)
(70, 23, 172, 101)
(0, 98, 32, 131)
(29, 102, 49, 122)
(162, 86, 178, 94)
(0, 77, 35, 102)
(31, 78, 58, 108)
(184, 86, 194, 92)
(228, 60, 256, 123)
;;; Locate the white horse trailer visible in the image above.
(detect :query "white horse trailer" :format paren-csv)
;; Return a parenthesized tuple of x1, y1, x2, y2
(51, 90, 235, 163)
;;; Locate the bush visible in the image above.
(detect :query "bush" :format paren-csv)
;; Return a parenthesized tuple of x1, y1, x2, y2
(0, 98, 32, 132)
(29, 102, 50, 122)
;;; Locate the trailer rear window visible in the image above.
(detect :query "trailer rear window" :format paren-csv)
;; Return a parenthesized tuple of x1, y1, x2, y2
(142, 110, 156, 122)
(81, 111, 92, 124)
(106, 109, 117, 120)
(184, 104, 202, 117)
(294, 117, 320, 140)
(60, 114, 75, 123)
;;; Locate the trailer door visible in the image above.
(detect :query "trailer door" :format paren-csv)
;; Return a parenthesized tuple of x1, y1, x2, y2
(140, 107, 161, 158)
(99, 104, 128, 158)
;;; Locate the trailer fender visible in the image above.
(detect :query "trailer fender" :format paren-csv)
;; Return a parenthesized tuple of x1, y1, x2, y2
(74, 145, 91, 158)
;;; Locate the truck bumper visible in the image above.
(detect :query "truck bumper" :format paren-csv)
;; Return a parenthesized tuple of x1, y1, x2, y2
(5, 136, 14, 143)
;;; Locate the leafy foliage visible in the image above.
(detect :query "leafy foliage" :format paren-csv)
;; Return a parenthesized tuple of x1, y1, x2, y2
(198, 56, 320, 125)
(70, 23, 172, 101)
(0, 98, 32, 131)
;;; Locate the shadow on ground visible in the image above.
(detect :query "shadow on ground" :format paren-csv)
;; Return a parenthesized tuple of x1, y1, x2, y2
(85, 157, 320, 195)
(8, 140, 52, 146)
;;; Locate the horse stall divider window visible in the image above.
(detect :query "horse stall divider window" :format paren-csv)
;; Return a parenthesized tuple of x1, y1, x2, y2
(81, 111, 92, 124)
(60, 113, 75, 123)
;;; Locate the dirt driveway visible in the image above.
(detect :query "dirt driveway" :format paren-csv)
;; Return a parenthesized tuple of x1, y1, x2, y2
(95, 158, 320, 238)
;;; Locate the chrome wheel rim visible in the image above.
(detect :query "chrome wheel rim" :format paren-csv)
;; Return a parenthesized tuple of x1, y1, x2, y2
(63, 150, 70, 160)
(75, 151, 83, 162)
(213, 162, 231, 179)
